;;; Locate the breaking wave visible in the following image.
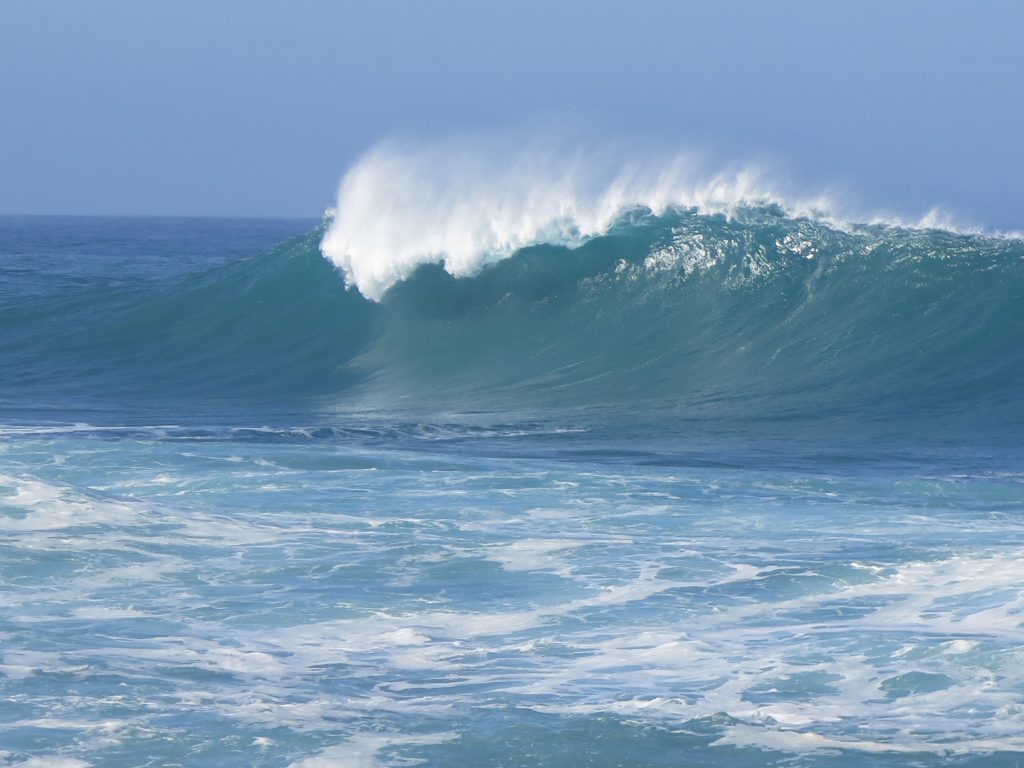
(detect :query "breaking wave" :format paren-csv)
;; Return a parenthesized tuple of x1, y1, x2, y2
(3, 146, 1023, 437)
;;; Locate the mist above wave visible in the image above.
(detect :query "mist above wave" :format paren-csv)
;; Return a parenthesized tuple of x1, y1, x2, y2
(319, 138, 1018, 302)
(319, 141, 817, 300)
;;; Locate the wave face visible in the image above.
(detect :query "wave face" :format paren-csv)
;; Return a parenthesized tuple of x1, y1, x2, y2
(2, 207, 1023, 437)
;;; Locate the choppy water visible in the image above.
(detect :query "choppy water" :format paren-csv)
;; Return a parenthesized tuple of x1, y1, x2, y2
(1, 211, 1022, 767)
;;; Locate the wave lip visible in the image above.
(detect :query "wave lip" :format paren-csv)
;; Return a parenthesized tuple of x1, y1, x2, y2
(321, 141, 1024, 301)
(320, 142, 790, 300)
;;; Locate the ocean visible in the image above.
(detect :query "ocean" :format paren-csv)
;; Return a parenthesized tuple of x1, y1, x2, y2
(1, 202, 1023, 767)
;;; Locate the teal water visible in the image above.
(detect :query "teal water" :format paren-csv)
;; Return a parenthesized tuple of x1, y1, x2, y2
(1, 214, 1023, 766)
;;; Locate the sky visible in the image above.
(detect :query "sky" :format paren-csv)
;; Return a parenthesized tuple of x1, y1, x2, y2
(1, 0, 1022, 229)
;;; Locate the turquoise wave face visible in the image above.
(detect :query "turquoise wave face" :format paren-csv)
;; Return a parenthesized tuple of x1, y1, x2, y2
(2, 209, 1022, 436)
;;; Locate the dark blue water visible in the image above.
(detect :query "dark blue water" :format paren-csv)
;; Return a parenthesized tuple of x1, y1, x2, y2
(1, 214, 1023, 767)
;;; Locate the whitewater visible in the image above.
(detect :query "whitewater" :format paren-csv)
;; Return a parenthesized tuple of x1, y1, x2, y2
(1, 146, 1023, 767)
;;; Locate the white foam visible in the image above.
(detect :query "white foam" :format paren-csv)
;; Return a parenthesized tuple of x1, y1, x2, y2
(321, 140, 796, 300)
(713, 724, 1024, 755)
(486, 538, 590, 573)
(943, 639, 980, 655)
(320, 138, 1022, 301)
(0, 474, 138, 531)
(288, 732, 454, 768)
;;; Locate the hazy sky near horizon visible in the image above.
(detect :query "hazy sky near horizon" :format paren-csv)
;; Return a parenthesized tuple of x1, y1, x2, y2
(1, 0, 1022, 228)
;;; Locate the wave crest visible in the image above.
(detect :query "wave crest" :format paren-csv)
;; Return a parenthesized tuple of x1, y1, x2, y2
(320, 141, 801, 300)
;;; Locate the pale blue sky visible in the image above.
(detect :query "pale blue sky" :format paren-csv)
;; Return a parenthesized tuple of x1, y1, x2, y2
(1, 0, 1021, 228)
